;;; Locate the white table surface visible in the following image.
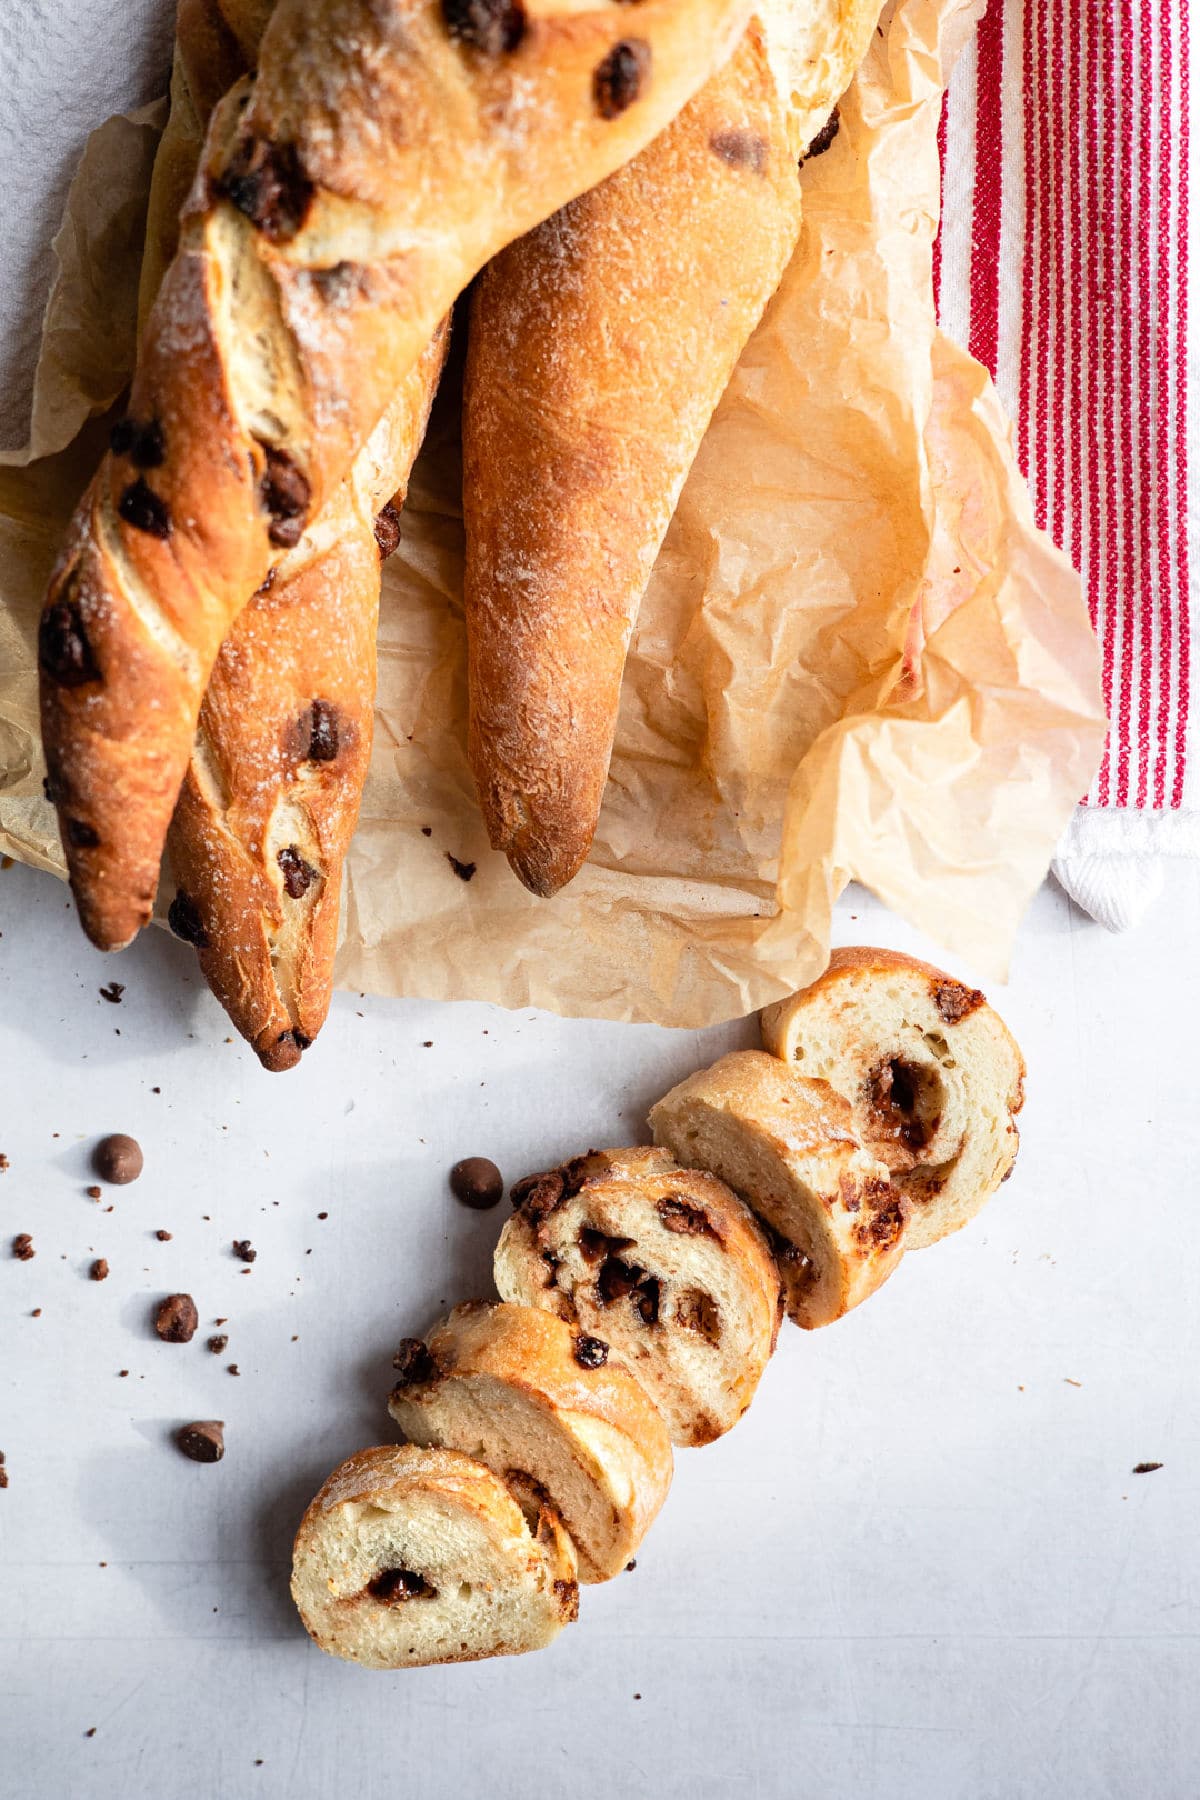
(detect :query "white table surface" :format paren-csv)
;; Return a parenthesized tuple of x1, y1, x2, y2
(1, 857, 1197, 1800)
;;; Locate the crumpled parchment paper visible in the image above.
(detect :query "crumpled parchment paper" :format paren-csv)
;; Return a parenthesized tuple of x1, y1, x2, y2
(0, 0, 1106, 1024)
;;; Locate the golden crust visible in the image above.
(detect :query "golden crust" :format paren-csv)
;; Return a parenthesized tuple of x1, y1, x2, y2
(41, 0, 755, 950)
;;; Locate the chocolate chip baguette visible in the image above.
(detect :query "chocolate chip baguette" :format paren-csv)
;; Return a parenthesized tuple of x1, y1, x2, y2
(40, 0, 754, 952)
(462, 0, 882, 896)
(134, 0, 446, 1068)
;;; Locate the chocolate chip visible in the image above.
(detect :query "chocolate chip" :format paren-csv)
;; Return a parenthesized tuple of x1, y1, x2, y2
(367, 1567, 436, 1604)
(635, 1274, 660, 1325)
(110, 417, 165, 468)
(168, 890, 209, 948)
(305, 699, 339, 762)
(446, 853, 476, 882)
(580, 1228, 636, 1265)
(227, 1364, 240, 1377)
(217, 138, 313, 241)
(176, 1420, 224, 1463)
(86, 1186, 101, 1201)
(98, 981, 124, 1004)
(38, 597, 99, 688)
(232, 1239, 256, 1264)
(597, 1256, 643, 1304)
(449, 1157, 504, 1209)
(12, 1234, 34, 1261)
(391, 1337, 437, 1386)
(118, 478, 172, 539)
(573, 1334, 609, 1369)
(802, 106, 840, 162)
(1133, 1461, 1163, 1474)
(67, 819, 99, 849)
(710, 127, 768, 173)
(933, 979, 986, 1024)
(155, 1229, 172, 1241)
(89, 1259, 109, 1282)
(594, 39, 650, 119)
(441, 0, 526, 55)
(208, 1334, 228, 1355)
(0, 1468, 7, 1490)
(93, 1134, 143, 1185)
(374, 502, 403, 561)
(42, 773, 63, 805)
(155, 1294, 199, 1342)
(257, 444, 311, 547)
(656, 1195, 719, 1239)
(277, 845, 318, 898)
(552, 1577, 579, 1621)
(275, 1029, 312, 1058)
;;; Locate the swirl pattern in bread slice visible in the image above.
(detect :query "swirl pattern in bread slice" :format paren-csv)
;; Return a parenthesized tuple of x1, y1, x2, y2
(495, 1147, 782, 1445)
(650, 1052, 907, 1328)
(291, 1444, 578, 1668)
(760, 948, 1025, 1249)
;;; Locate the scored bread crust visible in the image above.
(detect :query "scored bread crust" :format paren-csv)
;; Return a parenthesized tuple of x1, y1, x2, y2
(39, 0, 755, 953)
(291, 1444, 579, 1669)
(760, 947, 1026, 1250)
(494, 1146, 782, 1445)
(387, 1300, 673, 1583)
(462, 0, 883, 897)
(649, 1051, 908, 1329)
(138, 0, 447, 1068)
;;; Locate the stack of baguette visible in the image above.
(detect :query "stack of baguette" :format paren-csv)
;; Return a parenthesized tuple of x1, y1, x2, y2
(37, 0, 884, 1068)
(292, 947, 1025, 1667)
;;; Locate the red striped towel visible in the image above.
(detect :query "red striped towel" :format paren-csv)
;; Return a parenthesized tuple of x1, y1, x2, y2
(934, 0, 1198, 926)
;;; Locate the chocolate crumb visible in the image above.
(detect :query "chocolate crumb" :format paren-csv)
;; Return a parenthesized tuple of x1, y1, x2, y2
(89, 1259, 109, 1282)
(449, 1157, 504, 1209)
(317, 1211, 328, 1220)
(625, 1560, 637, 1573)
(12, 1234, 34, 1261)
(574, 1334, 609, 1369)
(421, 826, 432, 837)
(217, 137, 312, 242)
(374, 502, 403, 561)
(802, 105, 841, 162)
(155, 1229, 172, 1241)
(232, 1240, 257, 1263)
(118, 1369, 128, 1377)
(93, 1134, 143, 1185)
(932, 979, 986, 1024)
(0, 1154, 7, 1171)
(1133, 1461, 1163, 1474)
(208, 1335, 228, 1355)
(155, 1293, 199, 1343)
(86, 1186, 101, 1200)
(228, 1364, 240, 1377)
(446, 853, 476, 882)
(85, 1727, 96, 1738)
(99, 981, 124, 1004)
(176, 1420, 224, 1463)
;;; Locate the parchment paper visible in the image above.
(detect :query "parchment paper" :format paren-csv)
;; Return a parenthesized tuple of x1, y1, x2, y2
(0, 0, 1107, 1024)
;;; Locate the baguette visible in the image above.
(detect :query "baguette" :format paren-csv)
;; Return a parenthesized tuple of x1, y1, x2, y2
(760, 948, 1026, 1249)
(291, 1444, 578, 1667)
(136, 0, 447, 1066)
(40, 0, 754, 951)
(494, 1146, 782, 1445)
(650, 1051, 907, 1328)
(387, 1300, 673, 1583)
(462, 0, 882, 895)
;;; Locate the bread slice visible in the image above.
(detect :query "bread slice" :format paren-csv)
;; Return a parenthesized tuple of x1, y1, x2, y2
(494, 1147, 782, 1444)
(649, 1053, 907, 1328)
(387, 1301, 672, 1583)
(760, 948, 1026, 1249)
(291, 1445, 578, 1668)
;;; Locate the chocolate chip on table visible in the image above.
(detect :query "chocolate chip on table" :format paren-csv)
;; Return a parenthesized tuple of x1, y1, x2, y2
(89, 1259, 109, 1282)
(446, 853, 476, 882)
(93, 1134, 143, 1185)
(573, 1334, 609, 1370)
(38, 596, 100, 687)
(118, 478, 172, 539)
(168, 890, 209, 949)
(277, 846, 318, 899)
(227, 1364, 240, 1377)
(217, 137, 313, 242)
(449, 1157, 504, 1210)
(176, 1421, 224, 1464)
(155, 1229, 172, 1241)
(12, 1234, 34, 1261)
(593, 40, 650, 119)
(441, 0, 526, 55)
(391, 1338, 437, 1386)
(0, 1153, 7, 1171)
(208, 1335, 228, 1356)
(232, 1240, 256, 1264)
(374, 503, 403, 561)
(98, 982, 124, 1004)
(155, 1293, 199, 1343)
(1133, 1461, 1164, 1474)
(86, 1186, 101, 1201)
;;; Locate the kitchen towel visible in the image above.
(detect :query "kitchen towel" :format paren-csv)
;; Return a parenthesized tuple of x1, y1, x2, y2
(935, 0, 1199, 928)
